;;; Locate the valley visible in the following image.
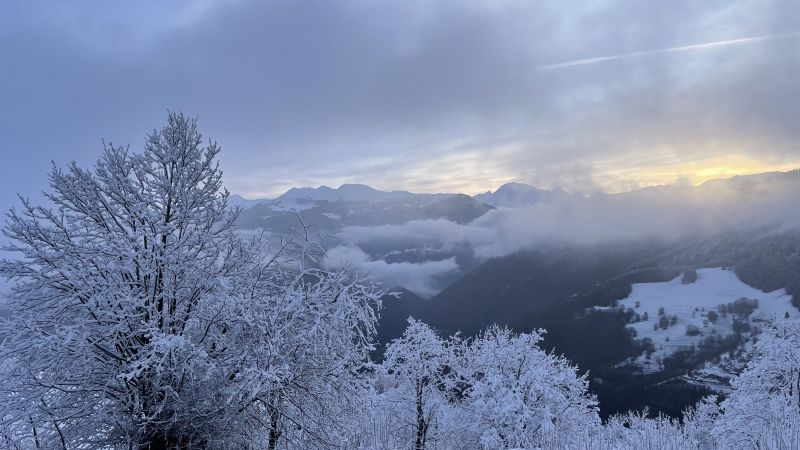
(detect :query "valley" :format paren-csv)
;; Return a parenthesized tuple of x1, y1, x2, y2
(232, 171, 800, 418)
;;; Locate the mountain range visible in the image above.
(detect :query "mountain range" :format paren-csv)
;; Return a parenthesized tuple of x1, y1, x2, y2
(232, 169, 800, 418)
(233, 181, 573, 212)
(474, 182, 574, 207)
(233, 171, 800, 297)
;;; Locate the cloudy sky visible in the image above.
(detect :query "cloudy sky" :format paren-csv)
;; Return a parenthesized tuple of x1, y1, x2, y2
(2, 0, 799, 212)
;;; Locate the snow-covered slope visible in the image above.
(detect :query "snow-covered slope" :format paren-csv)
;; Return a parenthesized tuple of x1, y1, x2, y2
(474, 182, 570, 208)
(617, 268, 798, 372)
(227, 194, 267, 208)
(236, 183, 493, 233)
(279, 184, 426, 202)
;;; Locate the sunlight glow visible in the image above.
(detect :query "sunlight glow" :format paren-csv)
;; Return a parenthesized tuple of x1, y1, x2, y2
(596, 157, 800, 194)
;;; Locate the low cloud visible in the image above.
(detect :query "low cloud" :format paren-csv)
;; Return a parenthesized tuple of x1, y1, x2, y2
(336, 173, 800, 266)
(324, 245, 459, 298)
(339, 219, 489, 248)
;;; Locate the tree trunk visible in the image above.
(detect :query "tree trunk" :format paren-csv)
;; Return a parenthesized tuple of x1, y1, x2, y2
(415, 381, 427, 450)
(267, 395, 282, 450)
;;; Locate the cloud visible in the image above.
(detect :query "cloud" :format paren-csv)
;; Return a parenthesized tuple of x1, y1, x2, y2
(1, 0, 799, 210)
(535, 31, 800, 70)
(324, 245, 459, 298)
(338, 219, 489, 248)
(3, 0, 798, 302)
(335, 173, 800, 265)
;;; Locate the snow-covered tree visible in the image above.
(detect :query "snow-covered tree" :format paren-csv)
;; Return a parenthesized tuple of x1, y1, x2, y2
(0, 113, 381, 449)
(459, 326, 599, 449)
(217, 257, 381, 450)
(713, 314, 800, 448)
(380, 318, 460, 450)
(600, 408, 706, 450)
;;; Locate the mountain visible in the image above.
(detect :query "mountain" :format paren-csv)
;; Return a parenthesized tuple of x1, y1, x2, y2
(420, 194, 495, 224)
(371, 230, 800, 417)
(386, 230, 800, 357)
(474, 182, 572, 208)
(421, 241, 675, 341)
(697, 169, 800, 192)
(234, 170, 800, 300)
(235, 185, 493, 233)
(373, 288, 428, 358)
(233, 172, 800, 417)
(228, 193, 267, 208)
(279, 183, 430, 203)
(234, 186, 495, 296)
(617, 267, 796, 373)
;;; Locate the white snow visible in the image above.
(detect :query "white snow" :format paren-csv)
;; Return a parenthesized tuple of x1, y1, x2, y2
(473, 182, 571, 208)
(616, 268, 798, 372)
(474, 182, 543, 208)
(279, 184, 417, 202)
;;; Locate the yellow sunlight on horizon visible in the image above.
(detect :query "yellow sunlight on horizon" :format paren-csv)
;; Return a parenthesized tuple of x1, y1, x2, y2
(595, 156, 800, 194)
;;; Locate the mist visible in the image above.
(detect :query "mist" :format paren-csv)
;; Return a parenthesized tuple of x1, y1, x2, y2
(322, 171, 800, 296)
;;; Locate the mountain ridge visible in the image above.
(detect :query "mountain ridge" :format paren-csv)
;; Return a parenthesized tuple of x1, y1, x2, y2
(231, 168, 800, 207)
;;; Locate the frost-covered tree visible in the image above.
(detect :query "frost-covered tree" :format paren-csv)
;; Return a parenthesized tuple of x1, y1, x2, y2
(459, 326, 599, 449)
(0, 113, 381, 449)
(381, 318, 459, 450)
(714, 314, 800, 448)
(681, 396, 721, 450)
(601, 408, 707, 450)
(220, 258, 381, 450)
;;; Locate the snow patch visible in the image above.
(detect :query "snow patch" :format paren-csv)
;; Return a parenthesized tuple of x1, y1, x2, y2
(617, 268, 797, 372)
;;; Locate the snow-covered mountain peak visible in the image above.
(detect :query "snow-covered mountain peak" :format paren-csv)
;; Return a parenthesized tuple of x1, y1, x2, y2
(278, 183, 418, 202)
(474, 182, 570, 208)
(227, 193, 268, 208)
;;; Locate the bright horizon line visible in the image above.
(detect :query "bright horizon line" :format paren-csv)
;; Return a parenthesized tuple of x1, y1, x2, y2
(233, 166, 800, 201)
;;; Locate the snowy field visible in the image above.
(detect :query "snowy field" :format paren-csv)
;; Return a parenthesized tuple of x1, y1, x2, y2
(617, 268, 798, 371)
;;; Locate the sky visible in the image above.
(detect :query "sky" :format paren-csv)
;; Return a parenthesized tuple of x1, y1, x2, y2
(2, 0, 800, 213)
